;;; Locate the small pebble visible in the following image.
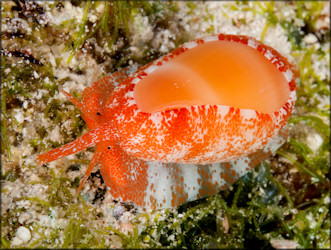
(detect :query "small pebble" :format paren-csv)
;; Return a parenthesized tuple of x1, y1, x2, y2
(306, 132, 323, 151)
(11, 237, 23, 246)
(270, 239, 297, 249)
(14, 111, 24, 124)
(23, 100, 28, 109)
(18, 212, 32, 224)
(303, 33, 318, 44)
(33, 71, 40, 79)
(222, 215, 229, 234)
(16, 226, 31, 243)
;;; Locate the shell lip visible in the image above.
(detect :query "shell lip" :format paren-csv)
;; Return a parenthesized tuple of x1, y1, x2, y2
(140, 100, 295, 116)
(129, 79, 297, 117)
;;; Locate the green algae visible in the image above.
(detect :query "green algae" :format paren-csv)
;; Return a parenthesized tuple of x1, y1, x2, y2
(63, 1, 178, 68)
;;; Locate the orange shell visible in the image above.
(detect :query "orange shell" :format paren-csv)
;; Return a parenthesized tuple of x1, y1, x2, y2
(37, 34, 299, 209)
(109, 34, 297, 164)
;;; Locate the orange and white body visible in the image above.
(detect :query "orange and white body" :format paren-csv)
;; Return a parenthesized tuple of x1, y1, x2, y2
(37, 34, 299, 209)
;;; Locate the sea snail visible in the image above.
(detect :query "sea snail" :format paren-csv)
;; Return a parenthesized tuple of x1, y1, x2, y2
(37, 34, 299, 209)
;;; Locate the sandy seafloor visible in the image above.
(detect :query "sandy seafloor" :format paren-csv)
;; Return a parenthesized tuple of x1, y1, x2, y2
(1, 1, 330, 248)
